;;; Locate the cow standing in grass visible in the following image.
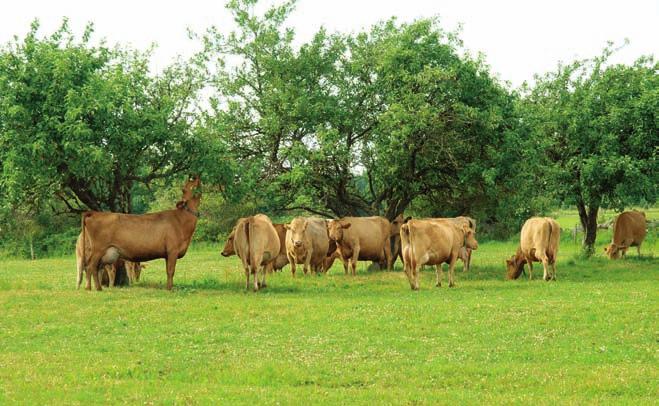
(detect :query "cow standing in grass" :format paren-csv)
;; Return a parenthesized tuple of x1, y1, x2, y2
(400, 219, 479, 290)
(284, 217, 331, 276)
(327, 216, 393, 275)
(604, 211, 647, 259)
(80, 176, 201, 291)
(222, 214, 280, 291)
(506, 217, 560, 281)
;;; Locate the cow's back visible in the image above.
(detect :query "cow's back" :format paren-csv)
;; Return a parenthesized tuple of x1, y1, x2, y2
(613, 211, 647, 246)
(249, 214, 281, 264)
(520, 217, 558, 261)
(342, 216, 390, 258)
(305, 217, 331, 266)
(405, 219, 456, 266)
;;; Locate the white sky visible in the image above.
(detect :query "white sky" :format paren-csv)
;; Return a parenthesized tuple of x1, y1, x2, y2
(1, 0, 657, 87)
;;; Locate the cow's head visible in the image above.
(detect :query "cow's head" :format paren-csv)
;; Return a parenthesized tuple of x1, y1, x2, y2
(390, 215, 411, 237)
(221, 230, 236, 257)
(462, 224, 479, 250)
(603, 243, 621, 259)
(505, 253, 525, 280)
(177, 175, 202, 211)
(327, 220, 351, 242)
(284, 218, 308, 249)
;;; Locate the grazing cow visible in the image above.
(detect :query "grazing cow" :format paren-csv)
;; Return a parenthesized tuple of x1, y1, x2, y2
(224, 214, 280, 291)
(604, 210, 647, 259)
(221, 221, 289, 273)
(80, 176, 201, 291)
(402, 216, 477, 272)
(506, 217, 560, 281)
(327, 216, 393, 275)
(284, 217, 331, 276)
(400, 219, 479, 290)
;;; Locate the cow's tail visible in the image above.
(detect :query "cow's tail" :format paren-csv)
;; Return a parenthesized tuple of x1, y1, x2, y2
(401, 223, 415, 273)
(79, 213, 88, 288)
(246, 216, 255, 273)
(545, 218, 554, 263)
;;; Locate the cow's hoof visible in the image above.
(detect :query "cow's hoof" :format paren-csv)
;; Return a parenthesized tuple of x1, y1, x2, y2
(436, 283, 441, 288)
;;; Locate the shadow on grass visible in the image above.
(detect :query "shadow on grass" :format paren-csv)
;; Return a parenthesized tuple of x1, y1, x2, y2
(134, 277, 303, 294)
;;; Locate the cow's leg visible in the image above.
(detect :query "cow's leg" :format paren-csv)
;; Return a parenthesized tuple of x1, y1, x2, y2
(414, 263, 421, 290)
(527, 259, 533, 280)
(551, 260, 557, 281)
(465, 248, 472, 272)
(108, 264, 116, 288)
(76, 256, 84, 290)
(303, 253, 312, 275)
(244, 267, 250, 290)
(435, 264, 443, 287)
(383, 238, 392, 271)
(88, 254, 103, 291)
(448, 257, 457, 288)
(637, 244, 642, 257)
(261, 264, 271, 288)
(288, 254, 297, 277)
(251, 255, 262, 291)
(343, 258, 349, 275)
(351, 246, 360, 276)
(165, 253, 178, 291)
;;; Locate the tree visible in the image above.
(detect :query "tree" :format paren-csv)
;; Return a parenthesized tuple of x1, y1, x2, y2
(521, 45, 658, 254)
(206, 0, 525, 226)
(0, 19, 219, 214)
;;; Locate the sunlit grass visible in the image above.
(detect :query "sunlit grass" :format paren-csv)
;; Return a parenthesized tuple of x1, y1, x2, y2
(1, 231, 657, 404)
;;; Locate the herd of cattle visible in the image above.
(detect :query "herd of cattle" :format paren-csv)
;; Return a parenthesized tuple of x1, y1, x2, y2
(75, 177, 649, 291)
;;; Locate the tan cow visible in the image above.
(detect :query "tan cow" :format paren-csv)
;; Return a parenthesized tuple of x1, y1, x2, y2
(400, 219, 479, 290)
(327, 216, 393, 275)
(284, 217, 331, 276)
(80, 176, 201, 291)
(224, 214, 280, 291)
(222, 221, 288, 273)
(604, 210, 647, 259)
(506, 217, 560, 281)
(402, 216, 477, 272)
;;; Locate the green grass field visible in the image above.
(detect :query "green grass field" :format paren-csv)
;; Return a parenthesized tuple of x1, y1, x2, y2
(1, 222, 657, 404)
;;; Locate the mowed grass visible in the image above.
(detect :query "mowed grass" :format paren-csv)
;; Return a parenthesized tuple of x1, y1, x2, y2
(0, 228, 657, 404)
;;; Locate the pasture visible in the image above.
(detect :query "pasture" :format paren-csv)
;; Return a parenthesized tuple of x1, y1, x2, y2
(0, 220, 657, 404)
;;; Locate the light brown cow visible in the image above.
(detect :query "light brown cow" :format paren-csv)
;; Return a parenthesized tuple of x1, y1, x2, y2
(327, 216, 393, 275)
(604, 210, 647, 259)
(225, 214, 281, 291)
(80, 176, 201, 291)
(223, 221, 289, 273)
(506, 217, 560, 281)
(402, 216, 477, 272)
(400, 219, 479, 290)
(284, 217, 331, 276)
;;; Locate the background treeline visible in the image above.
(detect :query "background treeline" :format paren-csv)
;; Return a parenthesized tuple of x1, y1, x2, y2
(0, 0, 656, 258)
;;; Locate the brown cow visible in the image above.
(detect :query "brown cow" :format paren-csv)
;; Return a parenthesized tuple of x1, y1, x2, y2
(327, 216, 393, 275)
(284, 217, 331, 276)
(221, 221, 289, 273)
(402, 216, 477, 272)
(604, 210, 647, 259)
(225, 214, 280, 291)
(80, 176, 201, 291)
(400, 219, 478, 290)
(506, 217, 560, 281)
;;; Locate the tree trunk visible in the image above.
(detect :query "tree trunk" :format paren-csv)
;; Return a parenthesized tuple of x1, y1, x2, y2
(576, 200, 599, 256)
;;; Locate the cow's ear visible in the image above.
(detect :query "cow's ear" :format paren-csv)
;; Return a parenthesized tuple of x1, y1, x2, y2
(342, 223, 351, 229)
(176, 201, 185, 209)
(404, 216, 413, 223)
(284, 224, 291, 230)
